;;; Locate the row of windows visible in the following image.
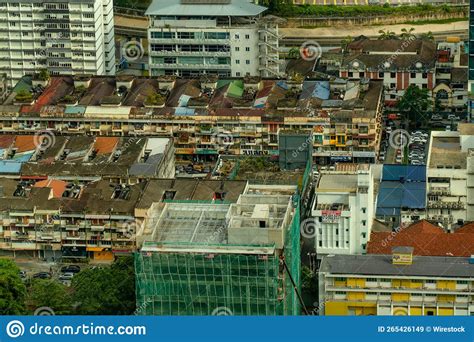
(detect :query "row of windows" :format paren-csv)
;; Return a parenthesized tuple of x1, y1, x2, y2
(348, 71, 428, 79)
(150, 31, 230, 40)
(333, 278, 470, 285)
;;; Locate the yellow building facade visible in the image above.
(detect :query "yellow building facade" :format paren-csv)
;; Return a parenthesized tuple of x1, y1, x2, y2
(318, 254, 474, 316)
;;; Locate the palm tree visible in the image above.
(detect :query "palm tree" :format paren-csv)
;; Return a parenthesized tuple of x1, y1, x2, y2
(378, 29, 397, 40)
(400, 27, 416, 40)
(419, 31, 434, 41)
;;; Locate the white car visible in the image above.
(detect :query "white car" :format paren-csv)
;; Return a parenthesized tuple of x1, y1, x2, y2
(447, 114, 460, 121)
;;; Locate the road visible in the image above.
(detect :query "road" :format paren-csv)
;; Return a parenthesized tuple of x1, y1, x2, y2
(113, 14, 468, 46)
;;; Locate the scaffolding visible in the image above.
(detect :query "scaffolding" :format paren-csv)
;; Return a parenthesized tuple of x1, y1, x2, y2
(134, 190, 301, 315)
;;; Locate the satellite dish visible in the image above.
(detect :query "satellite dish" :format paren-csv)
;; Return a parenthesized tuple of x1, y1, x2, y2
(415, 62, 422, 68)
(383, 62, 390, 68)
(352, 61, 360, 68)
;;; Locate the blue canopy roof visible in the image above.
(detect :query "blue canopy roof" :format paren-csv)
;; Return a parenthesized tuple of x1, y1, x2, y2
(376, 181, 426, 216)
(382, 164, 426, 182)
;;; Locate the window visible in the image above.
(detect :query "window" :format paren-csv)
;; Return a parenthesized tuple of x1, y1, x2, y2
(235, 59, 240, 64)
(335, 291, 346, 295)
(367, 278, 377, 282)
(245, 34, 250, 39)
(361, 233, 366, 238)
(390, 72, 396, 78)
(236, 72, 241, 77)
(422, 84, 427, 89)
(425, 280, 436, 284)
(245, 60, 250, 65)
(234, 33, 239, 40)
(318, 240, 322, 247)
(362, 220, 366, 226)
(378, 72, 384, 78)
(359, 72, 365, 77)
(457, 280, 468, 284)
(362, 208, 366, 213)
(235, 47, 239, 52)
(348, 72, 353, 77)
(422, 72, 427, 79)
(245, 47, 250, 52)
(390, 83, 396, 89)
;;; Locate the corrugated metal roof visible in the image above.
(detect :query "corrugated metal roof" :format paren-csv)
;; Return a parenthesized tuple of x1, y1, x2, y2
(382, 165, 426, 182)
(64, 106, 86, 115)
(0, 161, 22, 174)
(376, 181, 426, 214)
(145, 0, 266, 16)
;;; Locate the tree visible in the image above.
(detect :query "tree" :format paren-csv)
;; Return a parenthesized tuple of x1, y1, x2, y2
(400, 27, 416, 40)
(341, 35, 353, 51)
(0, 259, 27, 315)
(378, 29, 397, 40)
(15, 89, 33, 103)
(38, 68, 50, 82)
(28, 279, 72, 315)
(397, 84, 431, 128)
(288, 47, 300, 59)
(419, 31, 434, 41)
(71, 257, 135, 315)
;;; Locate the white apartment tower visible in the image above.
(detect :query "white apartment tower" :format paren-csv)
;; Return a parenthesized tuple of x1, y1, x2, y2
(310, 165, 375, 257)
(146, 0, 283, 78)
(0, 0, 115, 86)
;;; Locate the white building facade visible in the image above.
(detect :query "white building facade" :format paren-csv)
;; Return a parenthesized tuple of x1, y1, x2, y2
(146, 0, 282, 78)
(311, 165, 375, 257)
(0, 0, 115, 86)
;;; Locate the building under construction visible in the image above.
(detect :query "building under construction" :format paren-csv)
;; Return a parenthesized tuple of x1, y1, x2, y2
(134, 184, 301, 315)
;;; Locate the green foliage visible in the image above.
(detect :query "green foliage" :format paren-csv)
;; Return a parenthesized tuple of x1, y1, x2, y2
(378, 29, 397, 40)
(71, 257, 135, 315)
(15, 89, 33, 102)
(288, 47, 300, 59)
(301, 265, 317, 295)
(145, 93, 165, 106)
(400, 27, 416, 40)
(0, 259, 27, 315)
(38, 69, 50, 81)
(27, 279, 72, 315)
(267, 4, 463, 18)
(397, 84, 431, 128)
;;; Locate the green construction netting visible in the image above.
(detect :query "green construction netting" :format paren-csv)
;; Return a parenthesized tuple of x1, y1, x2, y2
(134, 196, 301, 316)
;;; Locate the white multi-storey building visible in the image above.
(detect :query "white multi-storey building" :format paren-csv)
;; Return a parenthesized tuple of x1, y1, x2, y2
(0, 0, 115, 86)
(145, 0, 282, 78)
(310, 164, 375, 257)
(426, 124, 474, 229)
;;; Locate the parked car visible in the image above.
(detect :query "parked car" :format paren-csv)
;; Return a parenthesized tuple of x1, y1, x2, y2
(60, 265, 81, 274)
(33, 272, 51, 279)
(431, 114, 443, 121)
(59, 272, 75, 281)
(447, 114, 460, 121)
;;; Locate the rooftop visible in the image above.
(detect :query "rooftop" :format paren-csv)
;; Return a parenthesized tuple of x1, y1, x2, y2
(319, 254, 474, 278)
(0, 135, 172, 179)
(368, 220, 474, 257)
(145, 0, 267, 17)
(428, 133, 467, 169)
(343, 37, 437, 70)
(1, 76, 384, 121)
(142, 184, 296, 251)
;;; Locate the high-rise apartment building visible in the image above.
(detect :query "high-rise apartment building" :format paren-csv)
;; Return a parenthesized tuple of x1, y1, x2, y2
(0, 0, 115, 86)
(146, 0, 283, 78)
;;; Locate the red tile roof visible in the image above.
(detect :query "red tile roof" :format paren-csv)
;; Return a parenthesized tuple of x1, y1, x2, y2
(14, 135, 37, 153)
(367, 220, 474, 257)
(33, 179, 67, 198)
(93, 137, 119, 155)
